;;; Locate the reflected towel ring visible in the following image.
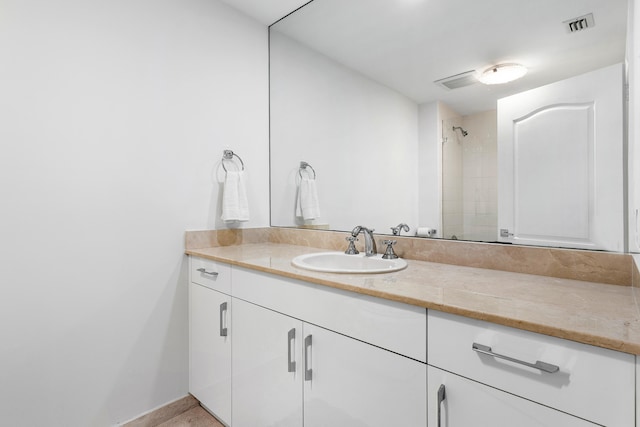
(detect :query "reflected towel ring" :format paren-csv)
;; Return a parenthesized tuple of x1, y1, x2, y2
(222, 149, 245, 172)
(298, 161, 316, 179)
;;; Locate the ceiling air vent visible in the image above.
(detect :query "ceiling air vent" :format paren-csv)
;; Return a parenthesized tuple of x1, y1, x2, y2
(564, 13, 595, 33)
(434, 70, 478, 90)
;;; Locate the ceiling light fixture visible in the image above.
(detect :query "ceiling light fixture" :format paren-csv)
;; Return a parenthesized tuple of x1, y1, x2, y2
(478, 63, 527, 85)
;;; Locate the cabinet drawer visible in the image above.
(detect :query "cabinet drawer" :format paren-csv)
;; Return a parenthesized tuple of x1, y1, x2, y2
(428, 310, 635, 426)
(190, 257, 231, 294)
(233, 267, 426, 362)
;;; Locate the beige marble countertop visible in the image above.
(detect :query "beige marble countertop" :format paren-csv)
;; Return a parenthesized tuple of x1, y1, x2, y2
(186, 242, 640, 355)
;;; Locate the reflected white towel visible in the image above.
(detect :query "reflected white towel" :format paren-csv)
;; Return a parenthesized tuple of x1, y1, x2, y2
(221, 170, 250, 222)
(296, 176, 320, 220)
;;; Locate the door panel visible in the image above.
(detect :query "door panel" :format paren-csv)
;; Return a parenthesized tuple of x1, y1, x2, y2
(232, 299, 303, 427)
(498, 63, 623, 251)
(303, 324, 427, 427)
(189, 283, 232, 425)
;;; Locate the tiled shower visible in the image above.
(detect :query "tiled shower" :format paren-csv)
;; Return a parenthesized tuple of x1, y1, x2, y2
(442, 110, 498, 242)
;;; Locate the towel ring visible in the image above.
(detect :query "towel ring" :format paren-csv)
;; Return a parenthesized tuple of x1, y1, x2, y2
(298, 161, 316, 179)
(222, 150, 245, 172)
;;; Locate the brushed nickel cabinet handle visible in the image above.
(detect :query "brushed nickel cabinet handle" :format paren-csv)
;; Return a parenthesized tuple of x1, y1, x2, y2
(304, 335, 313, 381)
(288, 328, 296, 373)
(219, 302, 228, 337)
(437, 384, 446, 427)
(197, 267, 219, 277)
(472, 342, 559, 373)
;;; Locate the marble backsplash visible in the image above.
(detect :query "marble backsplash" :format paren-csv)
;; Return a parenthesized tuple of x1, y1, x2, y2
(185, 227, 636, 287)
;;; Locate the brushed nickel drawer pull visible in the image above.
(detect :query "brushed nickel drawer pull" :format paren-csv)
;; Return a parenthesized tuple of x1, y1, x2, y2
(472, 342, 559, 374)
(197, 267, 219, 277)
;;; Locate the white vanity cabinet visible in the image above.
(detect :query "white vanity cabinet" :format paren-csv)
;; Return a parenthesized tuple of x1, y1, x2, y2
(231, 266, 427, 427)
(231, 297, 427, 427)
(189, 258, 232, 425)
(189, 255, 636, 427)
(428, 310, 636, 427)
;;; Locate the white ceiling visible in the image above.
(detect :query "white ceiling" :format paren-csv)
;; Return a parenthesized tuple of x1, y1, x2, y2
(224, 0, 628, 115)
(218, 0, 309, 25)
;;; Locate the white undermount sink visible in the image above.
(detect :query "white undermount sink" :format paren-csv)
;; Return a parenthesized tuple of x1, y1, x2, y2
(291, 251, 407, 274)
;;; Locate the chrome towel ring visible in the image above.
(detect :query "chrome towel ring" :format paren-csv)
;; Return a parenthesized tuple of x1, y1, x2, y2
(222, 149, 245, 172)
(298, 161, 316, 179)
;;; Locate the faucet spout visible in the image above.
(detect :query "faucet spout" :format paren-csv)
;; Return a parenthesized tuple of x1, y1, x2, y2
(351, 225, 377, 256)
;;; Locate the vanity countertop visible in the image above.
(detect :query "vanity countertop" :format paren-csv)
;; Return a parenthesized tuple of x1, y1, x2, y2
(186, 242, 640, 355)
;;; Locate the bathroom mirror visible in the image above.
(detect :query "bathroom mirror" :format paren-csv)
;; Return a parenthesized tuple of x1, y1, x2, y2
(269, 0, 629, 250)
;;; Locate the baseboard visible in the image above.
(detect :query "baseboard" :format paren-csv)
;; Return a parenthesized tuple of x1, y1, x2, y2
(121, 394, 199, 426)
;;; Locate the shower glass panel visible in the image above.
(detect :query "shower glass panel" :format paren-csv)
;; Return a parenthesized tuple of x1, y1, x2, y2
(442, 119, 464, 240)
(441, 112, 498, 242)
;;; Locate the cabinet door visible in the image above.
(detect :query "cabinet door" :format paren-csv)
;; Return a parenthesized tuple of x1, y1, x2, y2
(189, 283, 231, 425)
(232, 298, 303, 427)
(428, 367, 597, 427)
(303, 324, 427, 427)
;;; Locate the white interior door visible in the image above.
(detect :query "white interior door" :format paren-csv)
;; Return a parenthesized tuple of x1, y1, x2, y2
(497, 63, 623, 251)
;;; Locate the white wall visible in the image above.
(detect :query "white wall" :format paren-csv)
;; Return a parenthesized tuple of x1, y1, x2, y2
(0, 0, 269, 425)
(270, 31, 419, 234)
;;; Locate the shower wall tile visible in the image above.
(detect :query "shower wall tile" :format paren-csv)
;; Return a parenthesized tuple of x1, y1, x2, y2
(461, 109, 498, 241)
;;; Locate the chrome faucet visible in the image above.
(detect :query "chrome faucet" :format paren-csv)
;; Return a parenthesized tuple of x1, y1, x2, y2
(351, 225, 377, 257)
(391, 223, 410, 236)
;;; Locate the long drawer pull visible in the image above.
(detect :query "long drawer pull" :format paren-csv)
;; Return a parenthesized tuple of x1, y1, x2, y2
(287, 328, 296, 373)
(197, 267, 219, 277)
(472, 343, 559, 373)
(219, 302, 228, 337)
(304, 335, 313, 381)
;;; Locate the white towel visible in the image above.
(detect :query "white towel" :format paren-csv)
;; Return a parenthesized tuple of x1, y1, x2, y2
(221, 170, 250, 222)
(296, 176, 320, 220)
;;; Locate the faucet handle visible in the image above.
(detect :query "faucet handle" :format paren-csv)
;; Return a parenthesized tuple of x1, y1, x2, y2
(381, 240, 398, 259)
(391, 223, 410, 236)
(345, 236, 359, 255)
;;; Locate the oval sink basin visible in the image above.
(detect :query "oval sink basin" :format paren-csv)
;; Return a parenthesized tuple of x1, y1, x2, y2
(291, 252, 407, 274)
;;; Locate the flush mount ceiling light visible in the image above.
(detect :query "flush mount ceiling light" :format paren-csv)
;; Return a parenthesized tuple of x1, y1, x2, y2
(478, 63, 527, 85)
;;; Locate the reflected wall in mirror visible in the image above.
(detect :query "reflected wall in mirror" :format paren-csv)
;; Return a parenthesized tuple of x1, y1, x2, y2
(269, 0, 629, 251)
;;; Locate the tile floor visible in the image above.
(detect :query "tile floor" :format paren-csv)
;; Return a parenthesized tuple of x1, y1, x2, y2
(158, 406, 224, 427)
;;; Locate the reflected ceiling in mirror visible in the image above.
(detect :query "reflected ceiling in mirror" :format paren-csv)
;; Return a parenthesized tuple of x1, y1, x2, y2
(271, 0, 627, 115)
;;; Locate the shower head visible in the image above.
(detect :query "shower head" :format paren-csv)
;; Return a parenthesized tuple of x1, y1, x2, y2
(453, 126, 468, 137)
